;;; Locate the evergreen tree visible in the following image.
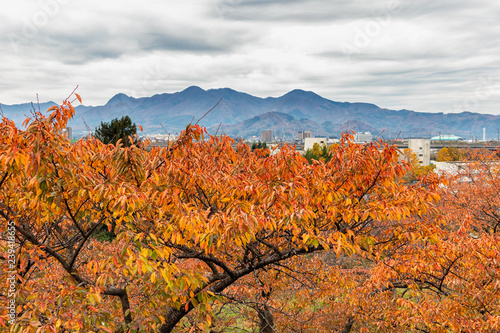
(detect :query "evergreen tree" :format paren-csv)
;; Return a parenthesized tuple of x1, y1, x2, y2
(251, 141, 268, 151)
(94, 115, 138, 146)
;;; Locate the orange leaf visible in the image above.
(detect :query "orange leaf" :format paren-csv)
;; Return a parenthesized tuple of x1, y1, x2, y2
(75, 93, 82, 103)
(22, 117, 32, 127)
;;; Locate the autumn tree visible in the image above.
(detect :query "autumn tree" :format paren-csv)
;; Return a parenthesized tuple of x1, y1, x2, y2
(401, 148, 435, 183)
(436, 146, 464, 162)
(341, 148, 500, 332)
(303, 142, 333, 163)
(0, 93, 440, 332)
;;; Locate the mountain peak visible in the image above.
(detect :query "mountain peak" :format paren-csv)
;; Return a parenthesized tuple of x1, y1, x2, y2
(209, 87, 238, 94)
(106, 93, 131, 105)
(283, 89, 323, 100)
(289, 88, 309, 94)
(262, 111, 295, 121)
(182, 86, 205, 93)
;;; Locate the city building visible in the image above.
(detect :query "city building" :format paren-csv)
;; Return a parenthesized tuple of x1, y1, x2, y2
(304, 137, 327, 151)
(408, 139, 431, 166)
(61, 127, 72, 141)
(355, 132, 373, 143)
(298, 130, 311, 141)
(261, 130, 273, 142)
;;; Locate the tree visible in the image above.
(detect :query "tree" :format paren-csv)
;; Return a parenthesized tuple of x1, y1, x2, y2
(0, 93, 439, 332)
(94, 115, 139, 147)
(436, 146, 464, 162)
(401, 148, 435, 183)
(251, 141, 267, 151)
(303, 142, 333, 163)
(343, 148, 500, 332)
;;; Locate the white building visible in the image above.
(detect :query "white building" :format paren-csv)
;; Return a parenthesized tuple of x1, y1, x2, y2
(304, 137, 327, 151)
(355, 132, 373, 143)
(408, 139, 431, 166)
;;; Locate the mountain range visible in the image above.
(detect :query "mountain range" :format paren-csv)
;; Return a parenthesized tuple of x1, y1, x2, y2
(2, 86, 500, 140)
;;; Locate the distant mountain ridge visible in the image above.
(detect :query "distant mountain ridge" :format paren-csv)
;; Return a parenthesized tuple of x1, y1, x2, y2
(2, 86, 500, 139)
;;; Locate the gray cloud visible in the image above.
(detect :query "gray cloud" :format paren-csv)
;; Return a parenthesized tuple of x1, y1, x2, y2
(212, 0, 394, 22)
(0, 0, 499, 115)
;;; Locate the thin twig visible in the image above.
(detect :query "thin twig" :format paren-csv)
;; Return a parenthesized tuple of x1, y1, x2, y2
(375, 129, 386, 140)
(67, 85, 79, 103)
(36, 94, 40, 113)
(82, 117, 92, 134)
(195, 98, 222, 125)
(160, 123, 170, 136)
(215, 122, 223, 136)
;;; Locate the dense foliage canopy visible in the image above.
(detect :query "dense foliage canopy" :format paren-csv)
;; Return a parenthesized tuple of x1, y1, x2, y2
(1, 94, 499, 332)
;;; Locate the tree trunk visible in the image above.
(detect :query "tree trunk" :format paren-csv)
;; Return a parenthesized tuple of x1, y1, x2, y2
(158, 307, 186, 333)
(341, 315, 355, 333)
(257, 305, 274, 333)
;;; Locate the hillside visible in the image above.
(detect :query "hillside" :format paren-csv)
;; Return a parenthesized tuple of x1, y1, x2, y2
(2, 87, 500, 139)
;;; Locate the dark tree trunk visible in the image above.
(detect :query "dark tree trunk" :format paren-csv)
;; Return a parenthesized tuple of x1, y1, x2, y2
(341, 315, 355, 333)
(158, 307, 186, 333)
(158, 276, 237, 333)
(257, 304, 274, 333)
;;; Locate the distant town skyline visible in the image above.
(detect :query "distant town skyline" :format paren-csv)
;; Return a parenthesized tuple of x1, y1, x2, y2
(1, 0, 500, 115)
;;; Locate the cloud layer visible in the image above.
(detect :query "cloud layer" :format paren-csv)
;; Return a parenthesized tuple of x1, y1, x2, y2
(1, 0, 500, 114)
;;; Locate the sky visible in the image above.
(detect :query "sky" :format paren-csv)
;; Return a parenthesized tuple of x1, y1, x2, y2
(1, 0, 500, 114)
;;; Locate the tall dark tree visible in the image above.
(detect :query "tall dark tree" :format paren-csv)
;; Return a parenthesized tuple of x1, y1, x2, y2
(94, 115, 138, 146)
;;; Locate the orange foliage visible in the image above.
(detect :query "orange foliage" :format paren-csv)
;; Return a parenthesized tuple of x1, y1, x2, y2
(436, 146, 465, 162)
(1, 93, 446, 332)
(345, 149, 500, 332)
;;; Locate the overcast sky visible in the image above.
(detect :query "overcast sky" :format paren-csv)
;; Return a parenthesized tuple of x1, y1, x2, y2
(1, 0, 500, 114)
